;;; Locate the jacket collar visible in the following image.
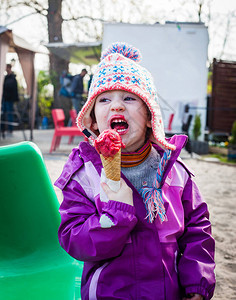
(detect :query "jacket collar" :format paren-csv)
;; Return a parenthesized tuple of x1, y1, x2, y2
(152, 134, 188, 185)
(55, 142, 101, 190)
(76, 141, 103, 174)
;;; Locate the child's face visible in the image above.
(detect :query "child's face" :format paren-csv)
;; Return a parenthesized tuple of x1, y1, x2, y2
(93, 90, 151, 152)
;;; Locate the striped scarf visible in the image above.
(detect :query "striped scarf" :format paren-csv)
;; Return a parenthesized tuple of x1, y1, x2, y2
(121, 141, 152, 168)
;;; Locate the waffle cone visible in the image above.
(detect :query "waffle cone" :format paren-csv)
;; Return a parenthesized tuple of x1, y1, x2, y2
(100, 149, 121, 181)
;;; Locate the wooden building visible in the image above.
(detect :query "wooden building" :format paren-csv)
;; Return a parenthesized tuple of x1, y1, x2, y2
(209, 59, 236, 135)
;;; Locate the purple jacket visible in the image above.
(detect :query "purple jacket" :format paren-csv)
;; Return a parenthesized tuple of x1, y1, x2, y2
(55, 135, 215, 300)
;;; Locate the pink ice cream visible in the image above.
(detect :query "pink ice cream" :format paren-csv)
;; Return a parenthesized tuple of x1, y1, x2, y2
(94, 129, 125, 158)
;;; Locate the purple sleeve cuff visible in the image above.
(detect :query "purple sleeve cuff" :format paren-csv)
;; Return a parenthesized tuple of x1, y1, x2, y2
(100, 200, 137, 227)
(95, 195, 136, 216)
(106, 200, 136, 214)
(185, 285, 212, 300)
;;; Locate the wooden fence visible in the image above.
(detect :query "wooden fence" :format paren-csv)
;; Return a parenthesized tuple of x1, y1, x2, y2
(209, 59, 236, 134)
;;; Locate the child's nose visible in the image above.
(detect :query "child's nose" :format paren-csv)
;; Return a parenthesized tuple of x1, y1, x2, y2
(111, 99, 125, 112)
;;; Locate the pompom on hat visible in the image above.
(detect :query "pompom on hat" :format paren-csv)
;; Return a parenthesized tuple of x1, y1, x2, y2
(77, 42, 176, 151)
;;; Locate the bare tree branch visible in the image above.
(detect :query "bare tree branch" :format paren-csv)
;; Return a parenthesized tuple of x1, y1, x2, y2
(219, 12, 233, 59)
(6, 0, 47, 15)
(63, 15, 107, 23)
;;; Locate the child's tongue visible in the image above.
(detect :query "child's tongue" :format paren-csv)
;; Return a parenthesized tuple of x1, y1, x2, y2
(111, 121, 128, 133)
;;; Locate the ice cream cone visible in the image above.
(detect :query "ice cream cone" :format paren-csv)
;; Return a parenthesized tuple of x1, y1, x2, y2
(100, 149, 121, 181)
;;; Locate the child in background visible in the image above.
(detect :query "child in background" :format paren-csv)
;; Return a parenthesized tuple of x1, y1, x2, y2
(55, 43, 215, 300)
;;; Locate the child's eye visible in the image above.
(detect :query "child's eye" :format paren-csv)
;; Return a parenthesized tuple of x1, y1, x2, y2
(124, 96, 136, 101)
(98, 98, 110, 103)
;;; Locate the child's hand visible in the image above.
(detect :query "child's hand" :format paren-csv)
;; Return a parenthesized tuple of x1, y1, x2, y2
(183, 294, 203, 300)
(101, 178, 133, 206)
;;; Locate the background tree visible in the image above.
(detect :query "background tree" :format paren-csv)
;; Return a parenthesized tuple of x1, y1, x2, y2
(47, 0, 67, 108)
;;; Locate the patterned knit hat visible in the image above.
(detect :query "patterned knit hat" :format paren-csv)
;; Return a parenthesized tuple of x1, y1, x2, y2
(77, 42, 176, 151)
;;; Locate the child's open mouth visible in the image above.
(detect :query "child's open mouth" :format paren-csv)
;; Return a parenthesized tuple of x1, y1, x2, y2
(110, 115, 129, 135)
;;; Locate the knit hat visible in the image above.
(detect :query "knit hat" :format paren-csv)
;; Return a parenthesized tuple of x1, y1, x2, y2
(77, 42, 176, 151)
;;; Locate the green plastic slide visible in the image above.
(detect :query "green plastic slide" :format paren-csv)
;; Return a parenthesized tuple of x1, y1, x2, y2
(0, 142, 83, 300)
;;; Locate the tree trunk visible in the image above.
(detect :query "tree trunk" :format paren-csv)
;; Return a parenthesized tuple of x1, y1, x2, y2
(47, 0, 69, 113)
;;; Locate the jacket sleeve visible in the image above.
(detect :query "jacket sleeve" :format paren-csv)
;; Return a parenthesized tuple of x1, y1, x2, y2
(177, 176, 215, 299)
(58, 178, 137, 262)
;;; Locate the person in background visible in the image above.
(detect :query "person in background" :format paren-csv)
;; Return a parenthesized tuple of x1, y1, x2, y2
(87, 73, 93, 92)
(56, 43, 215, 300)
(70, 68, 87, 113)
(1, 64, 19, 137)
(182, 104, 193, 155)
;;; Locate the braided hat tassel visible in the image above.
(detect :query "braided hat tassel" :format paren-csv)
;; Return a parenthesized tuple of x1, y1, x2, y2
(139, 150, 172, 223)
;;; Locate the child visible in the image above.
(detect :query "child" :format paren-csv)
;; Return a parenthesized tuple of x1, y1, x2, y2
(55, 42, 215, 300)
